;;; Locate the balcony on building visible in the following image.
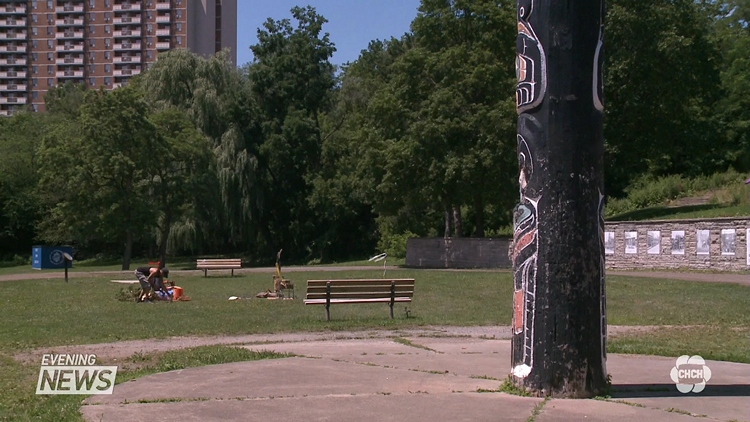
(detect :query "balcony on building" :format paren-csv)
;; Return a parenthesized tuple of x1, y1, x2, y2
(155, 1, 170, 9)
(113, 68, 141, 77)
(56, 30, 85, 39)
(56, 70, 84, 78)
(114, 29, 141, 38)
(114, 42, 142, 51)
(156, 41, 170, 50)
(113, 2, 143, 12)
(113, 54, 141, 64)
(56, 55, 84, 65)
(0, 83, 28, 91)
(1, 30, 26, 39)
(56, 18, 84, 26)
(1, 17, 26, 27)
(155, 28, 170, 36)
(56, 43, 85, 52)
(114, 16, 141, 25)
(3, 4, 27, 14)
(56, 5, 84, 13)
(0, 57, 27, 66)
(0, 45, 26, 53)
(0, 70, 27, 78)
(0, 96, 28, 105)
(155, 14, 171, 23)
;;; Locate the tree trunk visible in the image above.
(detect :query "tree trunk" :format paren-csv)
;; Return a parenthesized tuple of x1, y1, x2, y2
(444, 207, 451, 239)
(122, 230, 133, 271)
(452, 205, 462, 237)
(511, 0, 607, 397)
(474, 194, 485, 238)
(158, 212, 171, 268)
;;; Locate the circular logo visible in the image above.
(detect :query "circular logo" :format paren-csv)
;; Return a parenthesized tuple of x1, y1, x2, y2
(670, 355, 712, 393)
(50, 250, 64, 266)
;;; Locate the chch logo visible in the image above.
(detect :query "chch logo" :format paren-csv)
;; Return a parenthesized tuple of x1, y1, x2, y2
(670, 355, 711, 393)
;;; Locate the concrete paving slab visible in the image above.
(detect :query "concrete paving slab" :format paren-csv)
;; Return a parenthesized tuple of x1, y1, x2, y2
(536, 398, 703, 422)
(82, 392, 542, 422)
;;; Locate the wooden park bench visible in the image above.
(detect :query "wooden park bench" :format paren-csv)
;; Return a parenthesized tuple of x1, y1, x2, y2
(196, 258, 242, 277)
(304, 278, 415, 321)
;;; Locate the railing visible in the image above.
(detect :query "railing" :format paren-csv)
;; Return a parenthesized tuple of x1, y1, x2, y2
(56, 18, 84, 26)
(155, 15, 171, 23)
(156, 42, 170, 50)
(56, 5, 84, 13)
(4, 6, 27, 14)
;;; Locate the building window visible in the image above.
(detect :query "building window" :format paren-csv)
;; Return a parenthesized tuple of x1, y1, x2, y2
(105, 39, 111, 48)
(47, 13, 53, 24)
(147, 51, 153, 59)
(33, 91, 39, 100)
(105, 25, 110, 34)
(33, 79, 39, 87)
(48, 52, 53, 61)
(32, 53, 38, 61)
(104, 51, 110, 59)
(47, 26, 53, 35)
(89, 64, 95, 72)
(89, 39, 95, 47)
(105, 64, 111, 73)
(32, 14, 38, 23)
(177, 36, 182, 45)
(105, 12, 110, 22)
(47, 78, 54, 86)
(176, 10, 182, 18)
(47, 1, 52, 9)
(32, 1, 38, 10)
(89, 0, 95, 8)
(176, 23, 182, 32)
(90, 25, 95, 34)
(47, 65, 53, 74)
(32, 27, 38, 35)
(104, 77, 111, 85)
(89, 52, 95, 61)
(46, 40, 52, 48)
(33, 104, 39, 112)
(33, 66, 38, 74)
(90, 78, 95, 86)
(90, 13, 95, 21)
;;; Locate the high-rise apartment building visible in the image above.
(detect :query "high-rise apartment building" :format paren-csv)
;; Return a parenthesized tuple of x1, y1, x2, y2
(0, 0, 237, 116)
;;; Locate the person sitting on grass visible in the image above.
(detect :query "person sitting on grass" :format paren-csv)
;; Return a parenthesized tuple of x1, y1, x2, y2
(134, 266, 170, 302)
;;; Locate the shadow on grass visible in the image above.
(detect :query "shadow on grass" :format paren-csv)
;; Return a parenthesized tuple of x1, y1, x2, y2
(607, 204, 726, 222)
(611, 383, 750, 398)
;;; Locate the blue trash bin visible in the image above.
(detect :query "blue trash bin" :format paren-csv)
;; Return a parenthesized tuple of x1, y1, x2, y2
(32, 246, 74, 270)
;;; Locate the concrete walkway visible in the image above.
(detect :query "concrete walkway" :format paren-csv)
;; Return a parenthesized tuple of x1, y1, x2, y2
(81, 332, 750, 422)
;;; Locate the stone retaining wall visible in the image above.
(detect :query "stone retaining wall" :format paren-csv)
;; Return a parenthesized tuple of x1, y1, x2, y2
(405, 237, 512, 269)
(604, 217, 750, 271)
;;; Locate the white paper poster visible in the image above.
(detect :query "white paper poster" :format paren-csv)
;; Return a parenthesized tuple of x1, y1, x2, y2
(625, 231, 637, 254)
(671, 230, 685, 255)
(647, 231, 660, 254)
(605, 232, 615, 255)
(721, 229, 736, 256)
(696, 230, 710, 255)
(746, 229, 749, 265)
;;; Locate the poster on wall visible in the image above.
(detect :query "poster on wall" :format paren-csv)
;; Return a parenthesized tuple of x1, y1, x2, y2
(647, 231, 660, 254)
(625, 231, 637, 254)
(747, 229, 750, 265)
(604, 231, 615, 255)
(671, 230, 686, 255)
(721, 229, 736, 255)
(696, 229, 710, 255)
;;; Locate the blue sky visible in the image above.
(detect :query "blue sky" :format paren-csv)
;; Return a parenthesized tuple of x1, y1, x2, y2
(236, 1, 422, 67)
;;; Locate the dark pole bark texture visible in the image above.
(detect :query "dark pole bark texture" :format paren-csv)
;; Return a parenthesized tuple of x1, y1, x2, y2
(511, 0, 607, 397)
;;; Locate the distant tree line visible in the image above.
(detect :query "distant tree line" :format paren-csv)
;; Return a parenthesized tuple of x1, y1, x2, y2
(0, 0, 747, 267)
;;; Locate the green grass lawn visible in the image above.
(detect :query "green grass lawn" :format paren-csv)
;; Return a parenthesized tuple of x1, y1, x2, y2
(0, 269, 748, 421)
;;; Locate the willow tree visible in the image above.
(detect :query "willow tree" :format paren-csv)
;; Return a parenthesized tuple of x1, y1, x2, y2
(511, 0, 608, 397)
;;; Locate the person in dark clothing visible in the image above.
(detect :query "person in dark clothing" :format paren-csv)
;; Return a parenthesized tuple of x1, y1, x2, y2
(134, 266, 169, 302)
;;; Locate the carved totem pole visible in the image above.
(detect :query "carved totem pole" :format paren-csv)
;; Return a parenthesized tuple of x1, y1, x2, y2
(511, 0, 608, 397)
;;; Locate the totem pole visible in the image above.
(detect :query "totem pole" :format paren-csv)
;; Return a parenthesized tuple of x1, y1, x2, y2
(511, 0, 607, 397)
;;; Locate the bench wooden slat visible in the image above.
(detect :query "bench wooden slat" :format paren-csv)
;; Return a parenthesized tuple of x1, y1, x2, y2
(306, 291, 414, 300)
(306, 285, 413, 294)
(307, 279, 414, 287)
(304, 297, 412, 305)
